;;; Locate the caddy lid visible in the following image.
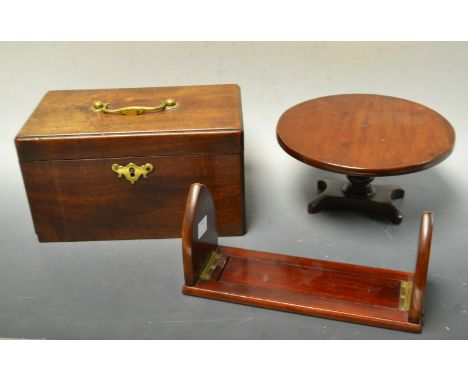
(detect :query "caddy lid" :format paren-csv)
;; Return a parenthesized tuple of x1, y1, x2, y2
(16, 84, 243, 161)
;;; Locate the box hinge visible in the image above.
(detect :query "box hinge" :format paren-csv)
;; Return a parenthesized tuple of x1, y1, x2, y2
(399, 280, 414, 312)
(200, 250, 221, 281)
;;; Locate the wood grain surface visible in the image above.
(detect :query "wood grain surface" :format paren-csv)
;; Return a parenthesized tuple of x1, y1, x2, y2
(183, 243, 422, 332)
(21, 154, 245, 242)
(184, 248, 421, 333)
(182, 183, 219, 286)
(18, 84, 242, 136)
(16, 84, 243, 161)
(277, 94, 455, 176)
(409, 211, 433, 324)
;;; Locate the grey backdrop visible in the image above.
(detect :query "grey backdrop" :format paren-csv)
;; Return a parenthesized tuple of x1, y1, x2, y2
(0, 42, 467, 339)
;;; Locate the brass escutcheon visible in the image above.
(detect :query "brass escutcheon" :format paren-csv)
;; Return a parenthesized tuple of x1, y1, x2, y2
(112, 163, 154, 184)
(91, 98, 177, 115)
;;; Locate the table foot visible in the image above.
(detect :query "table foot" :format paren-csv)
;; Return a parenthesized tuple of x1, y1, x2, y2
(308, 176, 405, 224)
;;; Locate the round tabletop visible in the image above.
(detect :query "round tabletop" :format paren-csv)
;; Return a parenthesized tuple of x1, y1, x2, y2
(277, 94, 455, 176)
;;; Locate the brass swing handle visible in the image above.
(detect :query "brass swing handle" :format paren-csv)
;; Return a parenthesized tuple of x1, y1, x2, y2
(91, 98, 177, 115)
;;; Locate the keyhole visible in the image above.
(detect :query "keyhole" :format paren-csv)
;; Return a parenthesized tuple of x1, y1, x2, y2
(129, 168, 135, 177)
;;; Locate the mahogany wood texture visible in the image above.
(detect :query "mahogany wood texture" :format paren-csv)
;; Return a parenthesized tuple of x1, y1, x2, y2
(181, 183, 434, 333)
(18, 85, 243, 140)
(277, 94, 455, 176)
(308, 177, 405, 224)
(409, 212, 433, 324)
(182, 183, 218, 286)
(16, 85, 245, 241)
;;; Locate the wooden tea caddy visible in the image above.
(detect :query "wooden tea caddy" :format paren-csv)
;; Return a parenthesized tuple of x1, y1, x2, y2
(182, 183, 434, 332)
(16, 84, 245, 242)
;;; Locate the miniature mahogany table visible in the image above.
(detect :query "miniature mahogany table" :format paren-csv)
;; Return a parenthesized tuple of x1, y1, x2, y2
(181, 183, 433, 333)
(277, 94, 455, 223)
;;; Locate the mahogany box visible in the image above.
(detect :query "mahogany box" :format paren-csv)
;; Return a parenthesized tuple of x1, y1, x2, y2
(15, 84, 246, 242)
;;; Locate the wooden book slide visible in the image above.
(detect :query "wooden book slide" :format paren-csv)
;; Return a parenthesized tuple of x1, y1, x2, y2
(181, 183, 433, 333)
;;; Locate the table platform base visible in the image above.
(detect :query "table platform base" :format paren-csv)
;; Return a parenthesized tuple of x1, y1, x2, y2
(308, 176, 405, 224)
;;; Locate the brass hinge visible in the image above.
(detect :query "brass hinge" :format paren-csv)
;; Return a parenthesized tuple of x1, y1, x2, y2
(200, 251, 221, 281)
(399, 280, 414, 312)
